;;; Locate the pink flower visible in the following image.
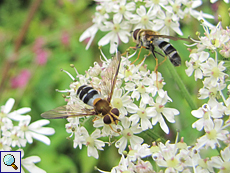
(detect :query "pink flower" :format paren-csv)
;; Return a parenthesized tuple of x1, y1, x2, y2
(11, 69, 31, 89)
(61, 31, 70, 46)
(35, 49, 49, 65)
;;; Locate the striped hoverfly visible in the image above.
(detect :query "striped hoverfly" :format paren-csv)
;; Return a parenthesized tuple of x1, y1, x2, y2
(41, 52, 121, 126)
(132, 29, 191, 67)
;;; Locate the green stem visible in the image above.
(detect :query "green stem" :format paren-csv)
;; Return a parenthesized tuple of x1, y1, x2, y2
(165, 59, 197, 110)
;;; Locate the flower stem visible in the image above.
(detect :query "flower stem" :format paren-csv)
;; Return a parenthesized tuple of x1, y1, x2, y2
(165, 59, 197, 110)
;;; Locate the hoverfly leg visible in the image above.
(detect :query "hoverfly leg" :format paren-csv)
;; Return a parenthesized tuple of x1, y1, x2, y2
(109, 124, 121, 135)
(131, 46, 148, 65)
(151, 51, 159, 89)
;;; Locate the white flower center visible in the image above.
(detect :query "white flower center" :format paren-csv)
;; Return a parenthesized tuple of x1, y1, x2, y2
(206, 129, 217, 140)
(152, 0, 160, 4)
(137, 84, 146, 94)
(193, 60, 200, 69)
(141, 15, 149, 25)
(164, 16, 172, 27)
(119, 5, 126, 14)
(11, 133, 19, 140)
(20, 125, 28, 132)
(137, 108, 147, 118)
(125, 69, 132, 77)
(113, 23, 120, 33)
(155, 103, 164, 113)
(98, 7, 106, 15)
(113, 98, 123, 109)
(166, 157, 179, 168)
(0, 112, 6, 118)
(86, 136, 95, 147)
(198, 159, 208, 169)
(211, 67, 220, 78)
(222, 161, 230, 172)
(122, 128, 133, 139)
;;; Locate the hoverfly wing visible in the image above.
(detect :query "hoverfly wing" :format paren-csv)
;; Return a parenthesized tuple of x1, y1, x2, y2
(101, 51, 121, 103)
(41, 105, 96, 119)
(150, 34, 192, 42)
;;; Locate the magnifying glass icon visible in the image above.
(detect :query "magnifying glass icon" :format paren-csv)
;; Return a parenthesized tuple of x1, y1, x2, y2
(3, 154, 18, 170)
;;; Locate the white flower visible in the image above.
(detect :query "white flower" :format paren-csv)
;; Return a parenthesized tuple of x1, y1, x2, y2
(183, 0, 214, 27)
(73, 126, 87, 149)
(19, 149, 46, 173)
(98, 15, 131, 54)
(151, 93, 179, 134)
(152, 11, 182, 35)
(130, 5, 156, 30)
(129, 102, 154, 131)
(144, 0, 168, 13)
(115, 117, 143, 154)
(18, 115, 55, 145)
(201, 58, 227, 87)
(83, 128, 105, 159)
(79, 8, 109, 50)
(185, 51, 209, 81)
(113, 0, 136, 20)
(196, 119, 229, 149)
(152, 141, 184, 172)
(2, 127, 27, 148)
(192, 101, 224, 131)
(211, 145, 230, 172)
(127, 143, 152, 161)
(0, 98, 31, 122)
(0, 138, 11, 151)
(111, 88, 138, 118)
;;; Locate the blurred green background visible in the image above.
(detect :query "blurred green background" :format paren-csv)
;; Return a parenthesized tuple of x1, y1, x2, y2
(0, 0, 229, 172)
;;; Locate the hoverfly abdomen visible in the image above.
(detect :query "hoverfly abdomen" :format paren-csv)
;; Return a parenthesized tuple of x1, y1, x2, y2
(77, 85, 100, 106)
(155, 40, 181, 66)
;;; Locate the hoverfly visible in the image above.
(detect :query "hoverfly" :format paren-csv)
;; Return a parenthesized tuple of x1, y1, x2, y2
(132, 29, 191, 67)
(41, 52, 121, 126)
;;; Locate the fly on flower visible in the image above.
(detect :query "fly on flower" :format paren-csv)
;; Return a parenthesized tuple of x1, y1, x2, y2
(41, 52, 121, 127)
(131, 29, 191, 70)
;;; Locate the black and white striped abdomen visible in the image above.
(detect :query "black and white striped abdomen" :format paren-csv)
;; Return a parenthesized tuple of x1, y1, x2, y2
(76, 85, 100, 106)
(155, 40, 181, 66)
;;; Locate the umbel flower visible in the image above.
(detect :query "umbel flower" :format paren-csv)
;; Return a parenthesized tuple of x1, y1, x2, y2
(79, 0, 214, 53)
(54, 49, 180, 159)
(0, 98, 55, 172)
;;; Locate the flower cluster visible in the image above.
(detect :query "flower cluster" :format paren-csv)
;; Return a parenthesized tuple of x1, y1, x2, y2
(0, 98, 55, 172)
(79, 0, 214, 54)
(97, 138, 230, 173)
(59, 49, 179, 159)
(184, 20, 230, 171)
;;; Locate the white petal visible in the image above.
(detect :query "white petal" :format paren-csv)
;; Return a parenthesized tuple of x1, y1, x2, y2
(130, 135, 144, 148)
(3, 98, 15, 114)
(88, 146, 99, 159)
(98, 32, 113, 46)
(30, 131, 51, 145)
(22, 156, 41, 164)
(29, 119, 51, 128)
(159, 116, 169, 134)
(16, 107, 31, 114)
(30, 127, 55, 135)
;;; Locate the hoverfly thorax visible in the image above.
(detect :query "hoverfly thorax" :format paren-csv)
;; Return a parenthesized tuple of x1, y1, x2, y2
(93, 98, 112, 115)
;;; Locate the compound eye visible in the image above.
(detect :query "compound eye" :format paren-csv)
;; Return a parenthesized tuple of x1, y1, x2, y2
(111, 108, 119, 117)
(132, 29, 141, 40)
(103, 115, 112, 124)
